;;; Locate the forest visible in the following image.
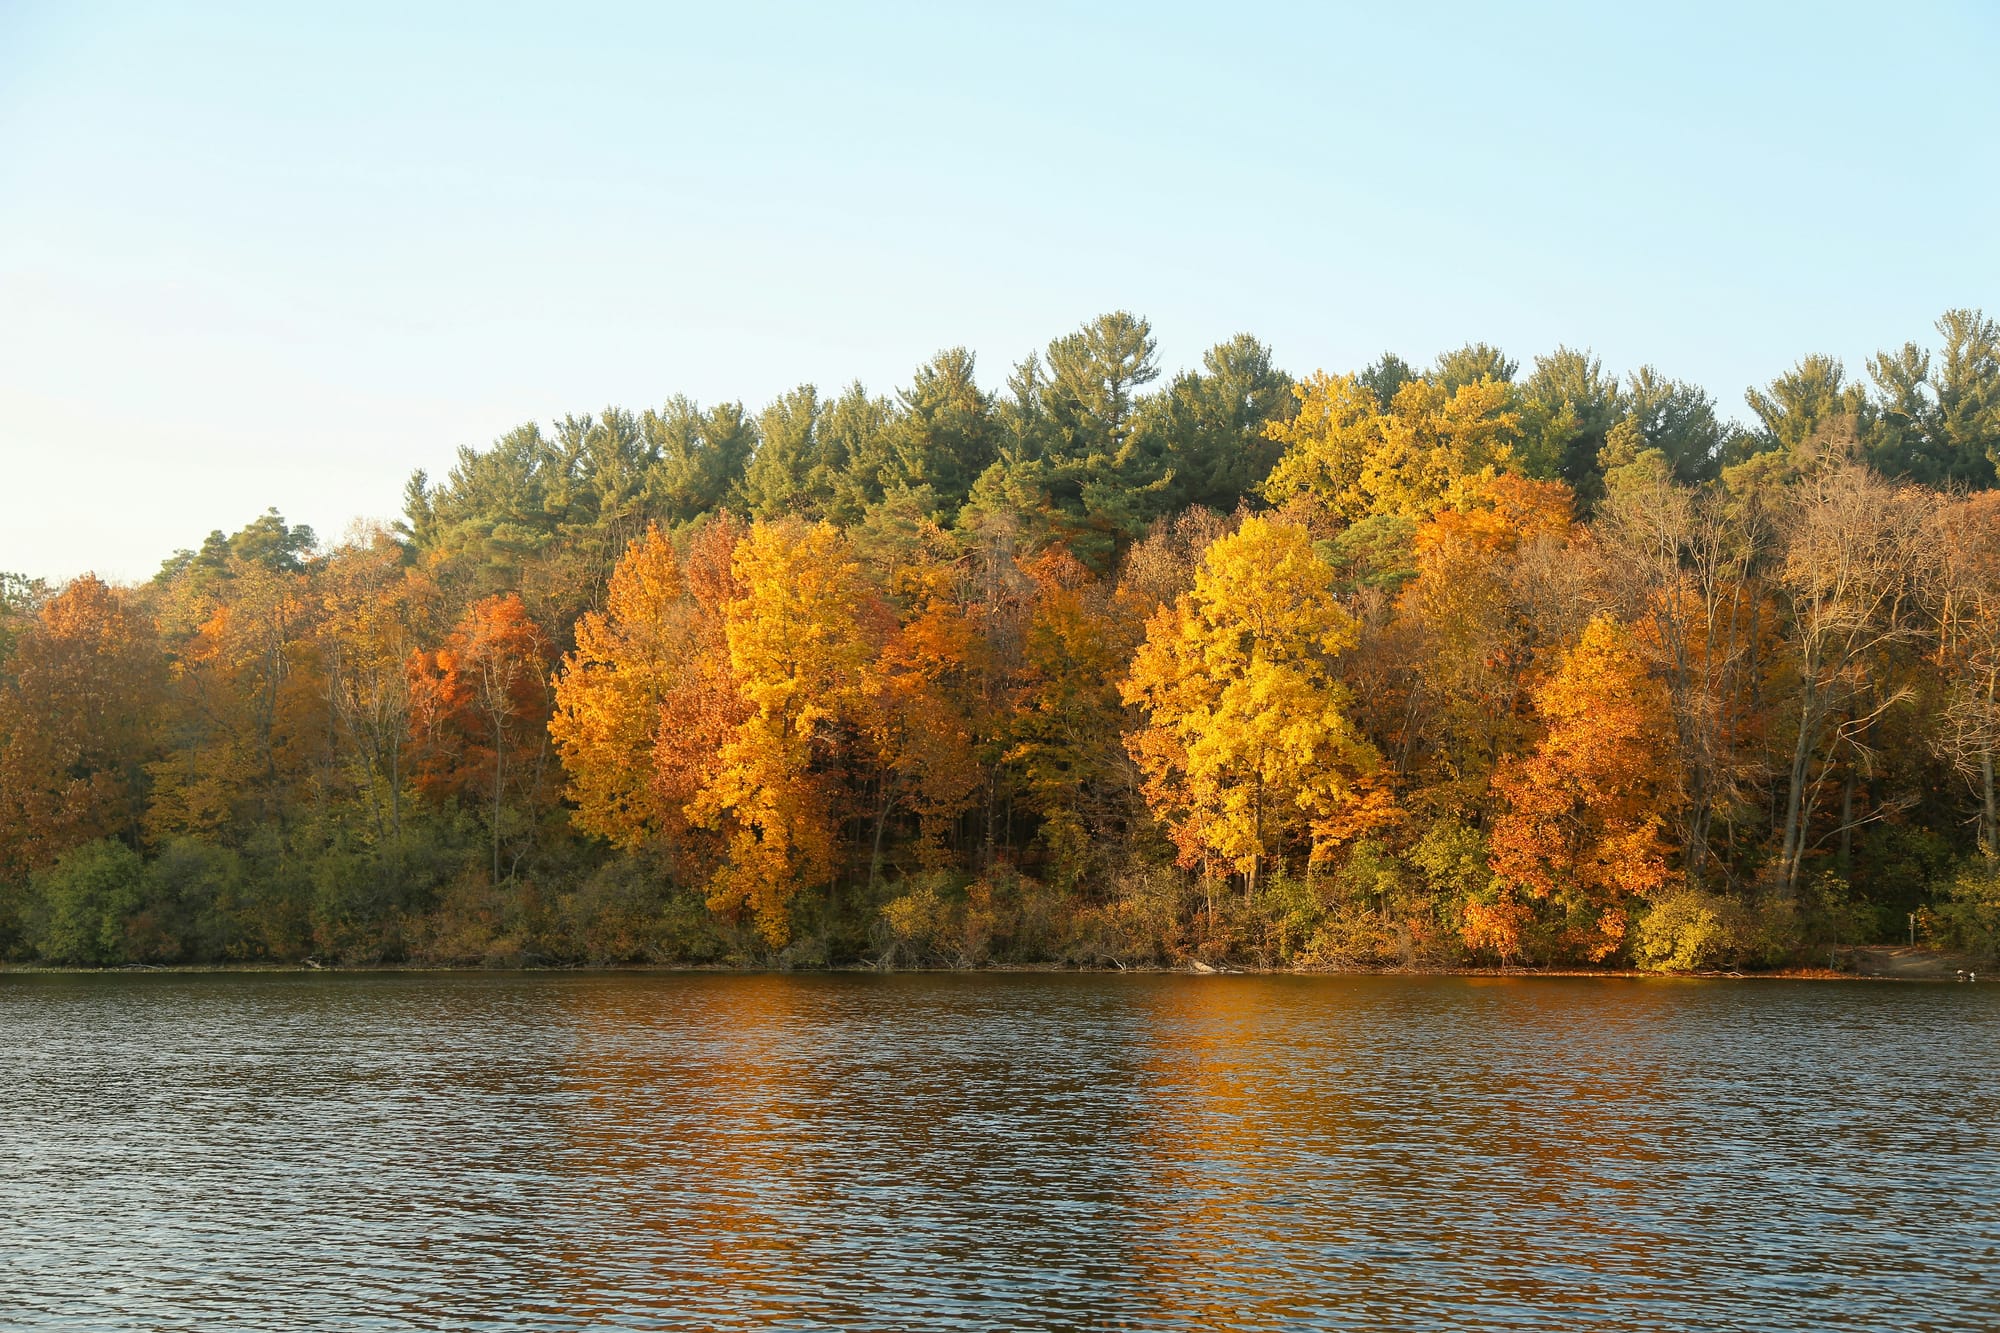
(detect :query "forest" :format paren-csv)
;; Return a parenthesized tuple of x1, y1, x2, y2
(3, 309, 1999, 972)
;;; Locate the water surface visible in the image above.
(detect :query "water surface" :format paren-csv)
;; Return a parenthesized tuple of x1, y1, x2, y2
(2, 972, 1995, 1330)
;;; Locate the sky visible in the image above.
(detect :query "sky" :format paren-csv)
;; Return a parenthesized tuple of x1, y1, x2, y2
(1, 0, 1996, 583)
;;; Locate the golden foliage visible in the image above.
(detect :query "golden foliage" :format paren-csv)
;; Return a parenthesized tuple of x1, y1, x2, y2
(1262, 372, 1519, 522)
(1122, 517, 1383, 889)
(695, 520, 878, 944)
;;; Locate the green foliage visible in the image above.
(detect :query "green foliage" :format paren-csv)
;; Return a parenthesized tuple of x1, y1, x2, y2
(1323, 514, 1418, 593)
(1799, 872, 1881, 948)
(1143, 334, 1295, 513)
(876, 872, 1078, 970)
(1517, 346, 1622, 499)
(741, 384, 837, 520)
(980, 313, 1172, 566)
(884, 348, 999, 516)
(1745, 354, 1870, 458)
(1617, 367, 1729, 484)
(558, 857, 728, 964)
(1634, 888, 1742, 972)
(132, 837, 250, 962)
(26, 840, 145, 965)
(1865, 309, 2000, 488)
(1358, 352, 1418, 407)
(1433, 342, 1518, 391)
(1923, 859, 2000, 959)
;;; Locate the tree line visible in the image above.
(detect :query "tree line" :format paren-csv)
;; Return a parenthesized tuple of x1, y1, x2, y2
(3, 309, 1998, 970)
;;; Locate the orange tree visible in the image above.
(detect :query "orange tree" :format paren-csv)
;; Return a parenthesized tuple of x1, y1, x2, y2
(1479, 615, 1680, 962)
(407, 593, 555, 884)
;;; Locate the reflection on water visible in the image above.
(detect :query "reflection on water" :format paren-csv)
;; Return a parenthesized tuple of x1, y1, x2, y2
(1, 972, 1994, 1330)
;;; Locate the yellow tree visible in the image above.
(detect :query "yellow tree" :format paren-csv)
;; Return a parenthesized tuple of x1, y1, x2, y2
(148, 559, 326, 840)
(1007, 549, 1134, 885)
(696, 519, 877, 944)
(1122, 517, 1380, 896)
(319, 527, 438, 841)
(550, 523, 696, 853)
(1263, 372, 1519, 522)
(1481, 615, 1680, 962)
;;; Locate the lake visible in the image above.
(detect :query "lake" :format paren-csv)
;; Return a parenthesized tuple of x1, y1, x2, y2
(1, 972, 1994, 1330)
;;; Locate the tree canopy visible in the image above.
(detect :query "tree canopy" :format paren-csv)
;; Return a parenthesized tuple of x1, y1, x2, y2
(4, 307, 1998, 972)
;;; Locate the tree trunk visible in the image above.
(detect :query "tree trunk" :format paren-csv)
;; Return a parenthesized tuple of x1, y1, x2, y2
(1839, 764, 1856, 879)
(1985, 670, 1998, 861)
(1983, 747, 1997, 862)
(870, 773, 899, 887)
(1778, 719, 1814, 898)
(492, 737, 504, 885)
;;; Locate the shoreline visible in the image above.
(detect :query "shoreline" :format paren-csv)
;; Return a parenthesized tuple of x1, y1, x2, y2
(0, 954, 1982, 982)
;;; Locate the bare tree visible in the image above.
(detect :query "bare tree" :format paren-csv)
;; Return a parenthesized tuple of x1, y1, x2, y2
(1770, 465, 1938, 896)
(1930, 493, 2000, 859)
(1599, 457, 1769, 889)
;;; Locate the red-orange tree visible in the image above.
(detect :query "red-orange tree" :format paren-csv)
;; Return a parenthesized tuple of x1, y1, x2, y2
(408, 593, 555, 883)
(1479, 615, 1680, 962)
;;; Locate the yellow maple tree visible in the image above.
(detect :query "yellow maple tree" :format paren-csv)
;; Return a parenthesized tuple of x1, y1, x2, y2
(696, 519, 878, 944)
(550, 523, 691, 852)
(1262, 372, 1519, 522)
(1122, 517, 1382, 895)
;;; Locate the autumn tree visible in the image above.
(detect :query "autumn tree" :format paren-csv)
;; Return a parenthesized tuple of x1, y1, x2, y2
(148, 551, 328, 842)
(1596, 456, 1767, 888)
(1482, 616, 1680, 962)
(1390, 476, 1582, 819)
(860, 523, 985, 875)
(1768, 466, 1936, 897)
(0, 577, 163, 880)
(645, 517, 750, 886)
(695, 520, 878, 944)
(1262, 372, 1519, 523)
(1930, 492, 2000, 859)
(318, 527, 438, 842)
(550, 523, 693, 853)
(407, 593, 556, 884)
(1007, 549, 1136, 885)
(1123, 517, 1381, 896)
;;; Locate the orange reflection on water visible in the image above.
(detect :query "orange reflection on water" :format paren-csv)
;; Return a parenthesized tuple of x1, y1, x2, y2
(554, 974, 838, 1327)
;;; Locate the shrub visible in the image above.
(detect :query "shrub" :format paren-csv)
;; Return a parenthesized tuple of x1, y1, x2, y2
(877, 874, 996, 968)
(1633, 888, 1741, 972)
(1925, 859, 2000, 959)
(137, 837, 250, 962)
(26, 840, 145, 965)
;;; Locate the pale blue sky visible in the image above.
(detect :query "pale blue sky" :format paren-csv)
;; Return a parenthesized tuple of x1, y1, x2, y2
(2, 1, 1995, 582)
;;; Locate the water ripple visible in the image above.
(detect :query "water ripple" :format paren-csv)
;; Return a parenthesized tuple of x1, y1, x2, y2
(1, 973, 1994, 1330)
